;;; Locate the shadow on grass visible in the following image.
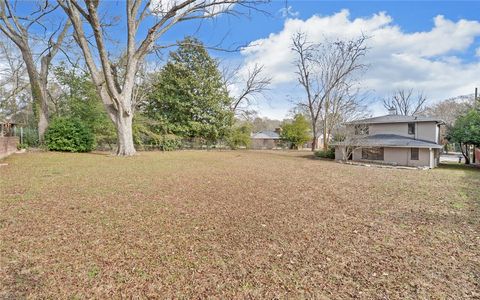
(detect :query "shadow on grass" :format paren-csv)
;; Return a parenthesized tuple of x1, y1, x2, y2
(439, 162, 480, 209)
(245, 149, 328, 161)
(438, 162, 480, 171)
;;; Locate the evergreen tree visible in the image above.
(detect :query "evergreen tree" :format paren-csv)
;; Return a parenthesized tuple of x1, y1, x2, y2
(145, 37, 233, 143)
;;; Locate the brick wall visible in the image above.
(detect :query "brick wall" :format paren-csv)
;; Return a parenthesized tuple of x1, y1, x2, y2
(0, 136, 19, 159)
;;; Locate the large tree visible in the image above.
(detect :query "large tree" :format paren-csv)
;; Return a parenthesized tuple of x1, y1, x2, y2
(0, 40, 29, 121)
(291, 32, 367, 151)
(423, 96, 473, 128)
(447, 109, 480, 164)
(383, 89, 427, 116)
(317, 84, 368, 150)
(223, 63, 271, 117)
(0, 1, 70, 141)
(57, 0, 263, 156)
(144, 37, 233, 143)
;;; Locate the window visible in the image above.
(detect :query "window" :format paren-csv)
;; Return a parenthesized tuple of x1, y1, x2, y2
(355, 125, 369, 135)
(361, 147, 384, 160)
(408, 123, 415, 135)
(411, 148, 419, 160)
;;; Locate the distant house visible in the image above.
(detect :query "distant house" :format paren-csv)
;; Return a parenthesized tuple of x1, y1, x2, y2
(251, 129, 282, 149)
(251, 129, 328, 150)
(332, 110, 444, 168)
(304, 135, 329, 150)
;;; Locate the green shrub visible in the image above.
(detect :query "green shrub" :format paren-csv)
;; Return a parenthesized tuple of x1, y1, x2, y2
(226, 124, 252, 150)
(17, 143, 28, 150)
(280, 114, 310, 149)
(159, 134, 182, 151)
(315, 147, 335, 159)
(45, 117, 95, 152)
(22, 127, 40, 147)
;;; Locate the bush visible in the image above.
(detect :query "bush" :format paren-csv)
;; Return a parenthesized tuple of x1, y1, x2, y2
(315, 147, 335, 159)
(280, 114, 310, 149)
(22, 127, 40, 147)
(45, 117, 95, 152)
(158, 134, 182, 151)
(226, 124, 252, 150)
(17, 143, 28, 150)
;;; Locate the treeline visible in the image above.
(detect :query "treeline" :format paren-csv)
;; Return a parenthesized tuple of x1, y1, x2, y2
(5, 37, 261, 152)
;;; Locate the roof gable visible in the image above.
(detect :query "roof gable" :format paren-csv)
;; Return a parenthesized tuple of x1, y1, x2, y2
(347, 114, 444, 125)
(332, 134, 443, 149)
(251, 131, 280, 139)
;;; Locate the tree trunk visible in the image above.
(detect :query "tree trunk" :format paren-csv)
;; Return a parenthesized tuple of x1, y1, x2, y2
(461, 143, 470, 164)
(38, 103, 49, 141)
(323, 126, 328, 150)
(323, 97, 329, 150)
(311, 128, 317, 152)
(114, 112, 136, 156)
(472, 145, 476, 164)
(22, 48, 49, 143)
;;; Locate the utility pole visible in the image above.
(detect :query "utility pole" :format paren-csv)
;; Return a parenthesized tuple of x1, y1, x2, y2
(476, 87, 480, 109)
(474, 88, 478, 163)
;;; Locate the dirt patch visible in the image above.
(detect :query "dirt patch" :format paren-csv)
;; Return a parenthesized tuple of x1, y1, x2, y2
(1, 151, 479, 298)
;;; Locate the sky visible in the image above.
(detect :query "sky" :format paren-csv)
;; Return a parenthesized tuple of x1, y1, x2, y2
(4, 1, 480, 120)
(161, 0, 480, 119)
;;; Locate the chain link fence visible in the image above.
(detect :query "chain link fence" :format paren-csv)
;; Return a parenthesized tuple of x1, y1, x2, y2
(13, 126, 39, 147)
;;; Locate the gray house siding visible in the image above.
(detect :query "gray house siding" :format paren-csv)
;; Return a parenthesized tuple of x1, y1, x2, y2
(332, 114, 444, 168)
(347, 147, 434, 168)
(417, 121, 438, 143)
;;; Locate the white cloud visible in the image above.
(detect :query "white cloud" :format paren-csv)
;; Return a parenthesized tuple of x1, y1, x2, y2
(239, 10, 480, 118)
(279, 6, 299, 18)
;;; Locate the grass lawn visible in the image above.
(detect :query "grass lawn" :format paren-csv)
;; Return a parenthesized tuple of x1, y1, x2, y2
(1, 151, 479, 298)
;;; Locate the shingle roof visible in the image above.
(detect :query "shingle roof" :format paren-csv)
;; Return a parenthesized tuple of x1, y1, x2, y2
(251, 131, 280, 139)
(331, 134, 443, 149)
(346, 114, 444, 125)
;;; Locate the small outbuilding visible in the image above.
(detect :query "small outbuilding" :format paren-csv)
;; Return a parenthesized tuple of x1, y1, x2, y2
(251, 129, 282, 150)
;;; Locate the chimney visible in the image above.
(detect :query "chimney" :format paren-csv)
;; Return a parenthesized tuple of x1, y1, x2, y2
(274, 127, 282, 134)
(388, 107, 397, 116)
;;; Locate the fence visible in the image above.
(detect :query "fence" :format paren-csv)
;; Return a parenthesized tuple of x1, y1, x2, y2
(12, 127, 39, 147)
(0, 136, 19, 159)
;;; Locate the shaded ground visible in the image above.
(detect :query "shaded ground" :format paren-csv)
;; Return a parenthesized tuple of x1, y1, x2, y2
(0, 151, 479, 299)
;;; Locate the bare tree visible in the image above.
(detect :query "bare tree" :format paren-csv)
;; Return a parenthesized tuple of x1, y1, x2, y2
(334, 123, 369, 161)
(0, 39, 29, 120)
(423, 96, 472, 128)
(0, 1, 70, 142)
(225, 63, 271, 117)
(57, 0, 265, 156)
(291, 33, 322, 151)
(382, 89, 427, 116)
(320, 84, 368, 149)
(291, 32, 367, 151)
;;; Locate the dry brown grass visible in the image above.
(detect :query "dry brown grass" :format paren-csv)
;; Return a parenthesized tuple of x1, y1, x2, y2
(1, 151, 479, 299)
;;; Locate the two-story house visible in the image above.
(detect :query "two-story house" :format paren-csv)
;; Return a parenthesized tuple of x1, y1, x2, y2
(332, 110, 445, 168)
